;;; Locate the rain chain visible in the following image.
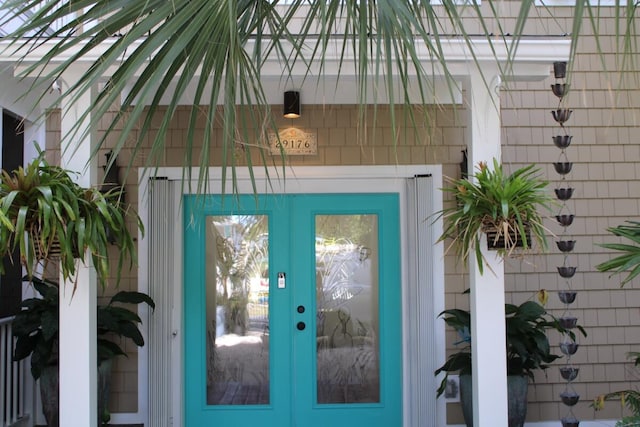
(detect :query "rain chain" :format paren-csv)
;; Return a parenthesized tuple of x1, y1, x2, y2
(551, 61, 581, 427)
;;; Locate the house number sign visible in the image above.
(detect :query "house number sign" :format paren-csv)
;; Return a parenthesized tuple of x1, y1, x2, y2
(268, 128, 317, 156)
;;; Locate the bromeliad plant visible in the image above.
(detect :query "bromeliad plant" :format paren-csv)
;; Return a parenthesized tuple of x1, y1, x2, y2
(436, 159, 555, 274)
(0, 150, 142, 286)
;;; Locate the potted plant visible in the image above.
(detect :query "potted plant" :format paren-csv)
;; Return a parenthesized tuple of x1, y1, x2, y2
(435, 293, 586, 427)
(436, 159, 555, 274)
(12, 276, 155, 426)
(0, 149, 141, 286)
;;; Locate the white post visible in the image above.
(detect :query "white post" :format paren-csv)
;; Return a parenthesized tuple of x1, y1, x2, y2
(58, 69, 98, 427)
(466, 65, 508, 427)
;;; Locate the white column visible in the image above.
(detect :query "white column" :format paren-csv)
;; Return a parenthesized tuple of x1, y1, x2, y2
(0, 107, 3, 166)
(466, 65, 508, 427)
(58, 69, 98, 427)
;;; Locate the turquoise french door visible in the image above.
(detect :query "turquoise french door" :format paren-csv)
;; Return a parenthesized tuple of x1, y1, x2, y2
(184, 193, 402, 427)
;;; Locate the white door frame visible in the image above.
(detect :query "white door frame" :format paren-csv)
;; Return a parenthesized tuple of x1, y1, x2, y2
(137, 164, 446, 427)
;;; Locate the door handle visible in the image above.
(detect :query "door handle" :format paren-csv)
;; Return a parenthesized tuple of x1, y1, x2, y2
(297, 305, 305, 313)
(296, 321, 306, 331)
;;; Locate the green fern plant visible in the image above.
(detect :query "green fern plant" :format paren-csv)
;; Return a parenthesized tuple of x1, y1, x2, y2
(596, 221, 640, 286)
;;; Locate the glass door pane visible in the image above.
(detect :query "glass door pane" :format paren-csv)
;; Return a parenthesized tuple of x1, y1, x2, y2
(315, 214, 380, 404)
(205, 215, 270, 405)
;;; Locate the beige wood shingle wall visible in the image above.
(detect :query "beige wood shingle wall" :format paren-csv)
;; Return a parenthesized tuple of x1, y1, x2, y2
(502, 3, 640, 423)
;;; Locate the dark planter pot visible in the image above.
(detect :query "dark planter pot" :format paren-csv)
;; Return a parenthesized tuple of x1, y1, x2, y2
(556, 215, 575, 227)
(34, 235, 82, 262)
(556, 240, 576, 253)
(551, 83, 569, 99)
(553, 162, 573, 175)
(555, 188, 574, 201)
(98, 359, 113, 425)
(37, 360, 113, 427)
(460, 375, 528, 427)
(39, 365, 59, 427)
(485, 228, 531, 251)
(554, 61, 567, 79)
(553, 135, 573, 149)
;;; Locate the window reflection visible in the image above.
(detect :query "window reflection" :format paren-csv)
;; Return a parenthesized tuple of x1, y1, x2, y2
(205, 215, 270, 405)
(315, 215, 380, 404)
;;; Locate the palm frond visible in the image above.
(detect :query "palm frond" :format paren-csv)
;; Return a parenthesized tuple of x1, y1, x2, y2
(596, 221, 640, 286)
(0, 0, 638, 190)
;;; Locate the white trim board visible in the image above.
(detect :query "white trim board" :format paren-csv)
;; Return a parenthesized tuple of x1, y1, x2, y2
(535, 0, 627, 5)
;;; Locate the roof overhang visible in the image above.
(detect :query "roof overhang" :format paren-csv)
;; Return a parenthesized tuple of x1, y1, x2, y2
(0, 37, 571, 106)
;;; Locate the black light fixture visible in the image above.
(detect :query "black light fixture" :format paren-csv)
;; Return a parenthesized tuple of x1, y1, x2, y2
(459, 149, 468, 179)
(100, 150, 123, 198)
(283, 90, 300, 119)
(100, 150, 124, 244)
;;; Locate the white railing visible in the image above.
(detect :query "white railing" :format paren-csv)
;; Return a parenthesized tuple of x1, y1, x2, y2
(0, 316, 29, 427)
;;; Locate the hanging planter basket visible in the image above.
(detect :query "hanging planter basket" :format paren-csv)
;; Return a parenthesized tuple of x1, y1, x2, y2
(484, 223, 532, 251)
(435, 159, 553, 275)
(0, 150, 140, 286)
(32, 232, 62, 262)
(32, 234, 82, 264)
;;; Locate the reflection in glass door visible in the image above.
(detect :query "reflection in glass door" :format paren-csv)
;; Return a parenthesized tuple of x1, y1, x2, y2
(205, 215, 270, 405)
(315, 214, 380, 404)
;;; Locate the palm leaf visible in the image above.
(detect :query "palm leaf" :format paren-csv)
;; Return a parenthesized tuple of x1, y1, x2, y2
(597, 221, 640, 286)
(0, 0, 529, 189)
